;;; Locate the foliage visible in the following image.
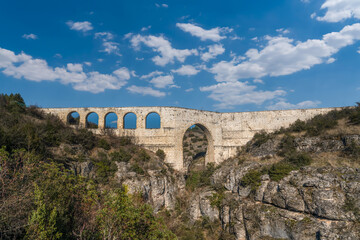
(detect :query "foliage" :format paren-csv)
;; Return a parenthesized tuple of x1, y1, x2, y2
(98, 138, 111, 150)
(93, 152, 118, 182)
(209, 191, 225, 210)
(118, 136, 132, 146)
(251, 131, 272, 147)
(131, 163, 145, 175)
(348, 102, 360, 125)
(278, 133, 296, 156)
(268, 162, 295, 182)
(343, 140, 360, 160)
(185, 163, 217, 191)
(136, 149, 151, 162)
(240, 170, 262, 191)
(156, 149, 166, 160)
(110, 148, 132, 162)
(97, 187, 176, 240)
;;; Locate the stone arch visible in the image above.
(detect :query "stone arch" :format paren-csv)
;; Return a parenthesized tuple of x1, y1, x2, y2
(181, 123, 214, 168)
(146, 112, 161, 129)
(86, 112, 99, 129)
(123, 112, 137, 129)
(67, 111, 80, 125)
(105, 112, 118, 129)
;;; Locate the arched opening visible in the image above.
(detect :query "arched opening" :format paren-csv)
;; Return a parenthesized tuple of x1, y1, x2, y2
(123, 112, 137, 129)
(182, 124, 214, 172)
(105, 112, 118, 129)
(86, 112, 99, 129)
(146, 112, 160, 129)
(67, 111, 80, 125)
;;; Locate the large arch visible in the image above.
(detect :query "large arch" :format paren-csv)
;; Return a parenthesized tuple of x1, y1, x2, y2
(67, 111, 80, 125)
(181, 123, 214, 169)
(146, 112, 161, 129)
(86, 112, 99, 129)
(123, 112, 137, 129)
(105, 112, 118, 129)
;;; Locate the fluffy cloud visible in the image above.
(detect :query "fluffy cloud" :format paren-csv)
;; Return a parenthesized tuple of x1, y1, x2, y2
(140, 70, 163, 79)
(127, 85, 166, 97)
(22, 33, 38, 40)
(176, 23, 231, 42)
(66, 21, 93, 32)
(171, 65, 200, 76)
(316, 0, 360, 22)
(200, 81, 286, 109)
(201, 44, 225, 61)
(130, 34, 198, 66)
(0, 47, 130, 93)
(95, 32, 120, 55)
(267, 100, 321, 110)
(150, 75, 175, 88)
(209, 23, 360, 83)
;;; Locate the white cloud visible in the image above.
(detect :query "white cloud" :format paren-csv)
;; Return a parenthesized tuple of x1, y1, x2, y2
(155, 3, 168, 8)
(95, 32, 114, 40)
(171, 65, 200, 76)
(150, 74, 174, 88)
(276, 28, 290, 34)
(84, 61, 92, 66)
(54, 53, 62, 58)
(141, 26, 151, 32)
(209, 23, 360, 83)
(67, 63, 83, 72)
(66, 21, 93, 32)
(200, 81, 286, 109)
(253, 79, 264, 84)
(326, 57, 336, 64)
(316, 0, 360, 22)
(136, 57, 144, 61)
(185, 88, 194, 92)
(22, 34, 38, 40)
(0, 47, 130, 93)
(95, 32, 120, 55)
(201, 44, 225, 61)
(127, 85, 166, 97)
(130, 34, 198, 66)
(267, 100, 321, 110)
(140, 70, 163, 79)
(176, 23, 232, 42)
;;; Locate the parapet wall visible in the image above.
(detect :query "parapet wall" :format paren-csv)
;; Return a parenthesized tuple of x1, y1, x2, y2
(42, 107, 338, 171)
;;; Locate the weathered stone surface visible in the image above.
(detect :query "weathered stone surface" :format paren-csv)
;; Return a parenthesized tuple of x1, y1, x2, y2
(43, 106, 338, 171)
(70, 161, 94, 178)
(189, 190, 219, 222)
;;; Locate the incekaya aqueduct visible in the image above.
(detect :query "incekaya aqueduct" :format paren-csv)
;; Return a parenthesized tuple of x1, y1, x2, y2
(43, 107, 337, 171)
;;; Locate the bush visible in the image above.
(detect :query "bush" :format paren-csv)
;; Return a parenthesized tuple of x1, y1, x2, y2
(268, 162, 295, 182)
(110, 148, 132, 162)
(284, 152, 312, 168)
(136, 149, 151, 162)
(348, 102, 360, 125)
(93, 152, 117, 182)
(156, 149, 166, 160)
(118, 136, 132, 146)
(130, 163, 145, 175)
(98, 138, 111, 150)
(252, 131, 272, 147)
(185, 163, 218, 191)
(240, 170, 262, 190)
(343, 140, 360, 159)
(278, 134, 296, 156)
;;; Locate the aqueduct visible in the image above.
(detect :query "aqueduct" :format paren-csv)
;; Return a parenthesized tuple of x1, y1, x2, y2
(43, 106, 337, 171)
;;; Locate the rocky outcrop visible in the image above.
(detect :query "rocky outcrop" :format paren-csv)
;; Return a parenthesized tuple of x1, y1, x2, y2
(115, 162, 185, 212)
(204, 161, 360, 239)
(247, 135, 360, 157)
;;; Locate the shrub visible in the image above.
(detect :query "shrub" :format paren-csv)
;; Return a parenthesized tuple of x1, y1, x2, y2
(348, 102, 360, 125)
(110, 148, 132, 162)
(240, 170, 262, 190)
(278, 133, 296, 156)
(130, 163, 145, 175)
(136, 149, 151, 162)
(268, 162, 295, 182)
(343, 140, 360, 159)
(252, 131, 272, 147)
(156, 149, 166, 160)
(118, 136, 132, 146)
(284, 152, 312, 168)
(93, 152, 118, 182)
(98, 138, 111, 150)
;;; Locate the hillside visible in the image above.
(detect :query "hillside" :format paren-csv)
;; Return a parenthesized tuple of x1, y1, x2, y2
(1, 93, 360, 240)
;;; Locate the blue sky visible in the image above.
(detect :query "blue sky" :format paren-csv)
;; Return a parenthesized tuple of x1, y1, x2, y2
(0, 0, 359, 112)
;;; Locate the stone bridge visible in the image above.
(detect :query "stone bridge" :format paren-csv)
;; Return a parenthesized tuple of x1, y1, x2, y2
(42, 107, 336, 171)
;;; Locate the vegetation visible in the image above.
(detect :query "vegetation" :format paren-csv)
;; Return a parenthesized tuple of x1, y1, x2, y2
(185, 163, 218, 191)
(0, 93, 175, 239)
